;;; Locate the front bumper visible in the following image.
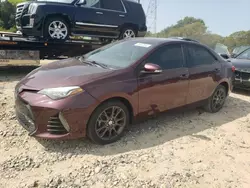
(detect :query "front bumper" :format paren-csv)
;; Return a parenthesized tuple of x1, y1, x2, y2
(19, 14, 43, 37)
(233, 70, 250, 90)
(14, 88, 99, 140)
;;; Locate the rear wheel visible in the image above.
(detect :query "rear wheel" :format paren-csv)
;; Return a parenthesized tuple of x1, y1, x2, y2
(119, 27, 136, 39)
(87, 100, 129, 145)
(204, 85, 227, 113)
(44, 17, 69, 40)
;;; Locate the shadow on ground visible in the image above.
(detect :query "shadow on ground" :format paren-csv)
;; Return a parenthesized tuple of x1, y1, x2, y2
(37, 94, 250, 156)
(233, 88, 250, 96)
(0, 66, 39, 82)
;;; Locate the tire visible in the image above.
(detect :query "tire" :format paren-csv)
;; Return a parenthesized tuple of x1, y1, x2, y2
(204, 85, 227, 113)
(119, 27, 136, 39)
(87, 100, 130, 145)
(44, 17, 69, 40)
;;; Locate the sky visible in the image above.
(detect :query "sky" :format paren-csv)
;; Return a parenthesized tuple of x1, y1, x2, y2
(140, 0, 250, 36)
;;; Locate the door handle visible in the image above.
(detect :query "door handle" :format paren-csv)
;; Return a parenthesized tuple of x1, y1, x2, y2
(214, 68, 220, 72)
(96, 12, 103, 15)
(180, 74, 188, 78)
(119, 14, 125, 17)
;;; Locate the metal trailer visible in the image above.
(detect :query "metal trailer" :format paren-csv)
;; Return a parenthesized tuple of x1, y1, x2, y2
(0, 31, 108, 67)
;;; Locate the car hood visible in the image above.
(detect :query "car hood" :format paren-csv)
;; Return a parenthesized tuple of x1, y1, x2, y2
(229, 58, 250, 69)
(19, 58, 114, 90)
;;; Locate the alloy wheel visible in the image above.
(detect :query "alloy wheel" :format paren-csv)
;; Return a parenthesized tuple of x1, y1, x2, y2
(95, 106, 126, 141)
(212, 88, 226, 110)
(123, 29, 136, 39)
(48, 21, 68, 39)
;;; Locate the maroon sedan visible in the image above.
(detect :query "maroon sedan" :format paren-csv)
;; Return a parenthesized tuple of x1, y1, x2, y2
(14, 37, 235, 145)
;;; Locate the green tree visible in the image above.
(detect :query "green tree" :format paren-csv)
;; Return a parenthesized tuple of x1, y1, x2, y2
(0, 1, 16, 30)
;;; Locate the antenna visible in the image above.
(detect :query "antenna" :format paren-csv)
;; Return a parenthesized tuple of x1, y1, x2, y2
(146, 0, 157, 33)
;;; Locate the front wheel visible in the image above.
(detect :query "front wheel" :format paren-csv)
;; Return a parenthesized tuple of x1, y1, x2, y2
(87, 100, 129, 145)
(204, 85, 227, 113)
(44, 17, 69, 40)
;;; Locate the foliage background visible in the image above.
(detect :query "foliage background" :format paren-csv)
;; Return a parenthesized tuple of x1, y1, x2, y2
(0, 0, 250, 52)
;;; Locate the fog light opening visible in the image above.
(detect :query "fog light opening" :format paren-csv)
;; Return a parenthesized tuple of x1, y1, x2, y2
(59, 112, 70, 132)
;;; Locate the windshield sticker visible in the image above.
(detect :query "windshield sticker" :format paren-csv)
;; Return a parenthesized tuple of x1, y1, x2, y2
(134, 43, 152, 48)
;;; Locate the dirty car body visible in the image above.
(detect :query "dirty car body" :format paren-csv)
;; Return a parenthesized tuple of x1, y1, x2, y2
(14, 37, 235, 144)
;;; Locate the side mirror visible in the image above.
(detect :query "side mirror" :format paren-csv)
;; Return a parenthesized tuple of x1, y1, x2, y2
(219, 53, 230, 59)
(140, 63, 162, 74)
(76, 0, 86, 6)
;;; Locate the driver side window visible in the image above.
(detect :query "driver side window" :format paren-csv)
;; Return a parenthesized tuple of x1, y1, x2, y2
(82, 0, 100, 8)
(145, 44, 184, 70)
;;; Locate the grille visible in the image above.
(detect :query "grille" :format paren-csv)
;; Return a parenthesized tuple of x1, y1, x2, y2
(15, 4, 25, 20)
(15, 97, 35, 133)
(47, 116, 68, 135)
(241, 72, 250, 80)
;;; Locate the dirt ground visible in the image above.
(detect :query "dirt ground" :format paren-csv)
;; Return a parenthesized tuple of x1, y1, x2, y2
(0, 64, 250, 188)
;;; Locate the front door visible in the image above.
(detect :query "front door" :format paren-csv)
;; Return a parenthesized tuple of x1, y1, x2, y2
(137, 43, 189, 116)
(184, 43, 222, 104)
(74, 0, 105, 36)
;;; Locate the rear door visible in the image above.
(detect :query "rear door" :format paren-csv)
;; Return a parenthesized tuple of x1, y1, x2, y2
(184, 43, 222, 104)
(98, 0, 127, 37)
(137, 43, 189, 115)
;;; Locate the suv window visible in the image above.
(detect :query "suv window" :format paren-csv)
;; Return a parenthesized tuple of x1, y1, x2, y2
(102, 0, 125, 12)
(187, 44, 217, 67)
(146, 44, 184, 70)
(83, 0, 100, 8)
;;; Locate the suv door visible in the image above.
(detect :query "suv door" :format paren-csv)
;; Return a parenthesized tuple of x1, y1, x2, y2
(184, 43, 222, 104)
(74, 0, 105, 36)
(98, 0, 127, 37)
(137, 43, 189, 116)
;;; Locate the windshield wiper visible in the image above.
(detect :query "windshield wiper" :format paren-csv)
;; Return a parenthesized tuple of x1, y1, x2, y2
(77, 56, 109, 69)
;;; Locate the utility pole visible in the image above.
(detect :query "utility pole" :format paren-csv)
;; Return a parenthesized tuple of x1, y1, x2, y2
(146, 0, 157, 33)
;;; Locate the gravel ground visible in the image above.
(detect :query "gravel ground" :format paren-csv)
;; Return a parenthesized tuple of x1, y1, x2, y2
(0, 66, 250, 188)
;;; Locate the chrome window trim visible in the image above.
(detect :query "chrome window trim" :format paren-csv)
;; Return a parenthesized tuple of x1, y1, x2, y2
(75, 0, 127, 14)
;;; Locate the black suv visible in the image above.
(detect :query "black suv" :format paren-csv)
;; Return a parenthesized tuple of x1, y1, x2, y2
(15, 0, 147, 41)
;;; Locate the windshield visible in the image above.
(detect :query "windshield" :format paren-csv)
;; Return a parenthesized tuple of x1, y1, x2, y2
(83, 40, 155, 68)
(233, 46, 250, 55)
(36, 0, 74, 3)
(236, 48, 250, 60)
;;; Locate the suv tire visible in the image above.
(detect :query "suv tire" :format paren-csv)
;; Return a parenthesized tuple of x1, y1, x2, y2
(44, 17, 69, 40)
(119, 27, 136, 39)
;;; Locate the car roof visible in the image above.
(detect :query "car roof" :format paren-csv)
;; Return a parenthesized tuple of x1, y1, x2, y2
(125, 37, 200, 46)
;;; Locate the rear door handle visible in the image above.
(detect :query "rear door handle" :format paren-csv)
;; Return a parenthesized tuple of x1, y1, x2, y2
(96, 12, 103, 15)
(180, 74, 188, 78)
(119, 14, 125, 17)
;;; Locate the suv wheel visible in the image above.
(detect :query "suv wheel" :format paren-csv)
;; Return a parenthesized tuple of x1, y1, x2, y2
(87, 100, 129, 145)
(44, 17, 69, 40)
(204, 85, 227, 113)
(120, 28, 136, 39)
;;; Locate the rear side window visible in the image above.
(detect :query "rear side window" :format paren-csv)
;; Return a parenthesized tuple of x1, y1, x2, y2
(102, 0, 125, 12)
(187, 44, 217, 67)
(146, 44, 184, 70)
(83, 0, 100, 8)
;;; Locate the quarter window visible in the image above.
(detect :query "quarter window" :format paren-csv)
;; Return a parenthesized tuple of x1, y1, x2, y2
(146, 44, 184, 70)
(187, 45, 217, 67)
(102, 0, 125, 12)
(83, 0, 100, 8)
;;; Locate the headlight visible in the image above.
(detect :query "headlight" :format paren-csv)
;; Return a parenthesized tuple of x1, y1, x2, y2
(38, 86, 83, 100)
(28, 3, 38, 14)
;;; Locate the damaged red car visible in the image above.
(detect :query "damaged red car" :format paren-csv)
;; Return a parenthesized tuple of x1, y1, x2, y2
(14, 37, 234, 145)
